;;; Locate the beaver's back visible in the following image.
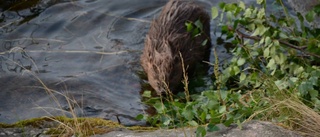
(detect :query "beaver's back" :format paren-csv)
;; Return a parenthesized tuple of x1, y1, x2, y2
(141, 0, 211, 94)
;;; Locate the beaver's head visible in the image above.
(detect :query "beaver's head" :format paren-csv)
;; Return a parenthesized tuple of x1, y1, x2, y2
(141, 36, 184, 95)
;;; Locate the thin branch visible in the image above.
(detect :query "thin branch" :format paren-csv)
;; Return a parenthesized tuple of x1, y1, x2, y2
(235, 28, 320, 59)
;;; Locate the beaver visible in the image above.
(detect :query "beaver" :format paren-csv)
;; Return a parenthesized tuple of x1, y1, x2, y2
(141, 0, 211, 95)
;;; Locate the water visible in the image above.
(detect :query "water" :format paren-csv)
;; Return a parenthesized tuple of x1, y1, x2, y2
(0, 0, 294, 126)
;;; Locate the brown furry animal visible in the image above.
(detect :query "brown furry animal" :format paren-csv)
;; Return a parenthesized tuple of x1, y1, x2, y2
(141, 0, 211, 95)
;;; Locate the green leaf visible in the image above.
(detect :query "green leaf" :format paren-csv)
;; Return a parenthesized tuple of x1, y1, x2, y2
(294, 66, 304, 75)
(220, 90, 228, 100)
(207, 123, 220, 132)
(257, 8, 265, 19)
(182, 107, 194, 120)
(188, 120, 199, 126)
(270, 44, 276, 56)
(194, 19, 203, 30)
(244, 8, 252, 18)
(297, 12, 304, 23)
(226, 11, 233, 21)
(196, 126, 207, 137)
(279, 53, 287, 64)
(240, 73, 246, 82)
(267, 58, 276, 70)
(233, 66, 240, 75)
(259, 37, 265, 45)
(279, 32, 288, 39)
(200, 111, 207, 122)
(142, 90, 151, 98)
(251, 26, 261, 36)
(306, 10, 315, 22)
(309, 90, 318, 99)
(202, 39, 208, 46)
(265, 36, 271, 45)
(135, 114, 145, 120)
(185, 22, 193, 32)
(207, 100, 219, 108)
(275, 80, 288, 90)
(219, 2, 226, 9)
(163, 117, 171, 126)
(252, 24, 268, 36)
(237, 120, 242, 130)
(257, 0, 264, 4)
(263, 47, 270, 58)
(237, 58, 246, 66)
(219, 105, 226, 113)
(154, 102, 165, 113)
(212, 7, 219, 20)
(239, 1, 245, 10)
(192, 28, 200, 37)
(223, 117, 234, 126)
(248, 23, 256, 31)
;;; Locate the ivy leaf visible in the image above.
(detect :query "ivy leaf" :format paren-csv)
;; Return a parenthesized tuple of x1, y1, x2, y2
(212, 7, 219, 20)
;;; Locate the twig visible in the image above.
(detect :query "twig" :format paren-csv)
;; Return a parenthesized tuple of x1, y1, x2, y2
(235, 28, 320, 59)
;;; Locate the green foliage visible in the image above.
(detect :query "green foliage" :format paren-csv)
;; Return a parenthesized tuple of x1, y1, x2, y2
(185, 19, 208, 46)
(140, 0, 320, 135)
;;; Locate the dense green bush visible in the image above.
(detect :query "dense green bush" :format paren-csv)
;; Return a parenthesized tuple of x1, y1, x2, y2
(138, 0, 320, 136)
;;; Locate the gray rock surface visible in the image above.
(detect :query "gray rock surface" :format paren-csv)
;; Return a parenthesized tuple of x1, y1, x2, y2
(0, 126, 51, 137)
(287, 0, 320, 27)
(95, 121, 302, 137)
(287, 0, 320, 13)
(207, 121, 302, 137)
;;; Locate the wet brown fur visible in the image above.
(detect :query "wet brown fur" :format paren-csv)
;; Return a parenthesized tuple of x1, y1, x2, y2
(141, 0, 211, 95)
